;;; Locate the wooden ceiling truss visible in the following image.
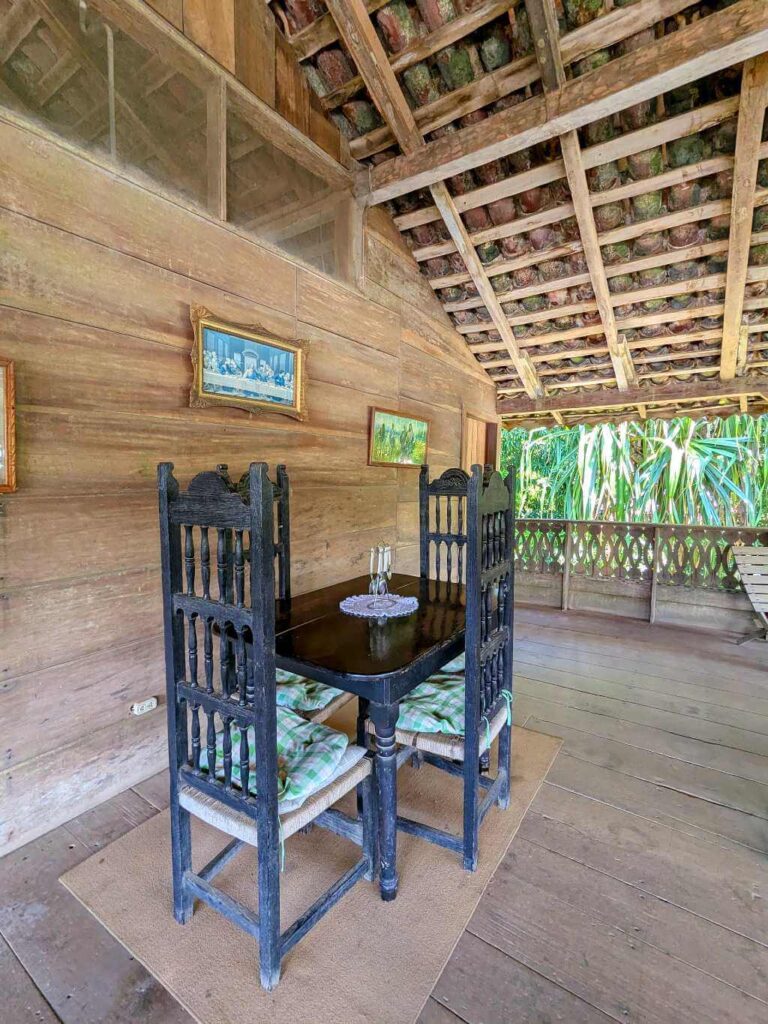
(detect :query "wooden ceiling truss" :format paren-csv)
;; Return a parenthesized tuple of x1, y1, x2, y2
(274, 0, 768, 426)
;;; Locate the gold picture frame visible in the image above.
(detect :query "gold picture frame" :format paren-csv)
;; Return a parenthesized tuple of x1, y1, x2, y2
(190, 306, 307, 420)
(0, 357, 16, 493)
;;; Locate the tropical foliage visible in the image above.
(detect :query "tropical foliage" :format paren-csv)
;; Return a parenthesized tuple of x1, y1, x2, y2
(501, 415, 768, 527)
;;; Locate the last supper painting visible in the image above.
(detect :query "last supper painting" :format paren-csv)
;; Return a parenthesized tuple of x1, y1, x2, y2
(191, 309, 305, 419)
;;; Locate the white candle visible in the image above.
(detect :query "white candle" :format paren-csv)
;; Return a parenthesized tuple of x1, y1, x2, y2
(370, 547, 375, 577)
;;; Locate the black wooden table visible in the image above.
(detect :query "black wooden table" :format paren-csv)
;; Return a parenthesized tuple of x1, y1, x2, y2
(275, 572, 466, 900)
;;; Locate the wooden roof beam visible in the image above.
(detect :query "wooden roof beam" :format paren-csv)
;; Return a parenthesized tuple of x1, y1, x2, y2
(323, 0, 542, 400)
(367, 0, 768, 204)
(497, 376, 765, 416)
(720, 54, 768, 380)
(396, 96, 740, 233)
(430, 182, 542, 398)
(523, 0, 634, 390)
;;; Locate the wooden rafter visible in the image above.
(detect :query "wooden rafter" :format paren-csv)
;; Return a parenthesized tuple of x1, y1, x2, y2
(524, 0, 635, 391)
(320, 1, 516, 111)
(430, 182, 542, 397)
(367, 0, 768, 204)
(288, 0, 391, 61)
(323, 0, 421, 154)
(349, 0, 699, 160)
(719, 54, 768, 380)
(323, 0, 542, 399)
(394, 95, 740, 235)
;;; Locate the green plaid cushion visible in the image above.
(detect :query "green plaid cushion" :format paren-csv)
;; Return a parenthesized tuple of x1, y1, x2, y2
(275, 669, 344, 713)
(441, 654, 465, 673)
(397, 672, 466, 736)
(198, 707, 349, 806)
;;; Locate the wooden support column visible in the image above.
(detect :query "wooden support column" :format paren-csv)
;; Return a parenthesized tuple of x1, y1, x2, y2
(562, 521, 573, 611)
(335, 195, 367, 291)
(720, 55, 768, 379)
(323, 0, 543, 398)
(649, 525, 662, 624)
(525, 0, 636, 391)
(206, 77, 227, 220)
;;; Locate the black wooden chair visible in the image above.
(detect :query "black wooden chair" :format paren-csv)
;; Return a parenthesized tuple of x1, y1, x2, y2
(219, 462, 353, 724)
(392, 464, 516, 870)
(158, 462, 377, 990)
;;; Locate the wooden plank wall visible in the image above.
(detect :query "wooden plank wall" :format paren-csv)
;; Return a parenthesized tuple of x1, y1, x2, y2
(0, 114, 496, 856)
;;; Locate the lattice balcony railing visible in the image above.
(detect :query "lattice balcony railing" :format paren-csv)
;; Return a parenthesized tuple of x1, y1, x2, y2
(516, 519, 768, 592)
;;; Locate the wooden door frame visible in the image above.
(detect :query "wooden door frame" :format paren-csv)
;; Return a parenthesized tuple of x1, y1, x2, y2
(460, 404, 500, 472)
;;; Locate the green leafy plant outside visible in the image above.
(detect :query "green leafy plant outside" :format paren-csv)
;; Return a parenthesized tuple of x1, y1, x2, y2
(501, 415, 768, 527)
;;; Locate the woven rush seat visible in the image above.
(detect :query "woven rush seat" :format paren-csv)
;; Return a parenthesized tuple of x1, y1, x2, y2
(180, 745, 371, 847)
(368, 702, 507, 760)
(275, 669, 353, 723)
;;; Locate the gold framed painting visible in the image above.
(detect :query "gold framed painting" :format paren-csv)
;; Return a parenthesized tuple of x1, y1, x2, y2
(190, 307, 307, 420)
(0, 358, 16, 493)
(368, 407, 429, 468)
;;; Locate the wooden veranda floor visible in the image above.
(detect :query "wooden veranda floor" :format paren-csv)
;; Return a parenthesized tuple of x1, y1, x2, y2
(2, 607, 768, 1023)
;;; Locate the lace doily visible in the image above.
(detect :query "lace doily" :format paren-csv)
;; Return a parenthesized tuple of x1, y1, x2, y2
(339, 594, 419, 619)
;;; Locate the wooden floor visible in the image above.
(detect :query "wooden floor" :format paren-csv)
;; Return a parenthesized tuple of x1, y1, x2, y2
(2, 608, 768, 1023)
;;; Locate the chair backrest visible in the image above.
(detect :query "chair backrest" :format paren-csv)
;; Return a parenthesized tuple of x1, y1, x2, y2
(419, 466, 472, 582)
(464, 464, 516, 756)
(158, 462, 279, 828)
(732, 545, 768, 617)
(419, 464, 516, 754)
(218, 462, 291, 600)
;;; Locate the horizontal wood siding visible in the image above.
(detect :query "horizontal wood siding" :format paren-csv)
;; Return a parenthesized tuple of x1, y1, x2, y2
(0, 115, 496, 855)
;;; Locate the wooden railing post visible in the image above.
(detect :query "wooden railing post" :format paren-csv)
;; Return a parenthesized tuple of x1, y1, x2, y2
(649, 525, 661, 624)
(562, 521, 573, 611)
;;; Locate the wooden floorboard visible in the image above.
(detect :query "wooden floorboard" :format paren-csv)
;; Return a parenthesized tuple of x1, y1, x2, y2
(0, 932, 61, 1024)
(426, 933, 616, 1024)
(469, 840, 768, 1022)
(547, 751, 768, 854)
(516, 674, 768, 752)
(430, 608, 768, 1022)
(131, 769, 171, 811)
(515, 642, 768, 719)
(487, 837, 768, 1006)
(1, 607, 767, 1022)
(0, 791, 193, 1024)
(520, 786, 768, 943)
(515, 695, 768, 784)
(526, 717, 768, 822)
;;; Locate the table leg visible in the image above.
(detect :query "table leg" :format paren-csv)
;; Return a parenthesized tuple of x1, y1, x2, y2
(369, 701, 399, 901)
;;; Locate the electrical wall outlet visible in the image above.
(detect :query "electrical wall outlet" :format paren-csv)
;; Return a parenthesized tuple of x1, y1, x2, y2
(130, 696, 159, 716)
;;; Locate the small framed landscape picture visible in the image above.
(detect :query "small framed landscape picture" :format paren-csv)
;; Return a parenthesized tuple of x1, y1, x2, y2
(369, 407, 429, 468)
(190, 307, 306, 420)
(0, 358, 16, 493)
